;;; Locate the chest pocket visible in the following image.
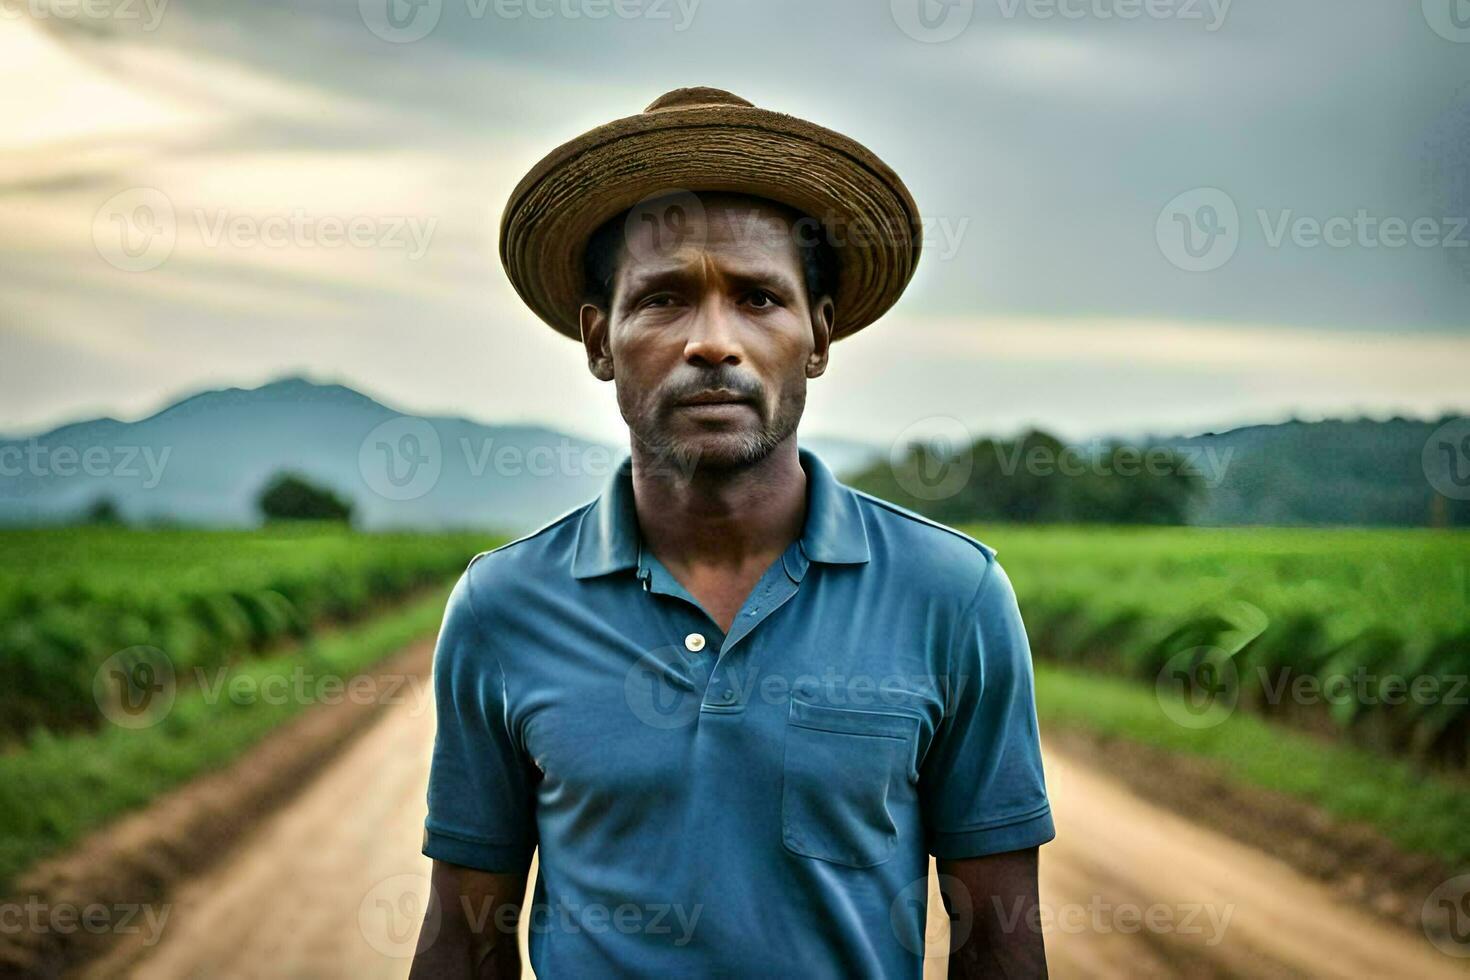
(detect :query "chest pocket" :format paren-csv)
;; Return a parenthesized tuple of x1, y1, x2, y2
(780, 698, 920, 868)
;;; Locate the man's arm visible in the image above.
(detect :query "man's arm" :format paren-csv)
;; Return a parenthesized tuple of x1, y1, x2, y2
(922, 557, 1053, 976)
(409, 859, 528, 980)
(939, 848, 1046, 979)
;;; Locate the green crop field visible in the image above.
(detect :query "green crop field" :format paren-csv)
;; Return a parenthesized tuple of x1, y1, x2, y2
(972, 525, 1470, 767)
(2, 522, 1466, 887)
(0, 525, 496, 740)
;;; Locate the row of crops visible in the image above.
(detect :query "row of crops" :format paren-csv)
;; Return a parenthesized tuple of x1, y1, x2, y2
(0, 525, 496, 740)
(980, 525, 1470, 769)
(6, 523, 1465, 767)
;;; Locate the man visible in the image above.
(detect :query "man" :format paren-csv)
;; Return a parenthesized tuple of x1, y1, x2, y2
(409, 87, 1054, 978)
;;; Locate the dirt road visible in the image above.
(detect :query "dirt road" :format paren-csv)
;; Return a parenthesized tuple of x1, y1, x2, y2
(87, 671, 1465, 979)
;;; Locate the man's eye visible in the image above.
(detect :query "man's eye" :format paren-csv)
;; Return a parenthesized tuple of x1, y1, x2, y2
(640, 294, 675, 309)
(746, 290, 780, 309)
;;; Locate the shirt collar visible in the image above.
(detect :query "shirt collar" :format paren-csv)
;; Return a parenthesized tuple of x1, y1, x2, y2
(570, 445, 871, 580)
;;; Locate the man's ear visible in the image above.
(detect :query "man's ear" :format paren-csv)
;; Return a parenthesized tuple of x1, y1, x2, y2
(580, 303, 614, 381)
(806, 295, 834, 379)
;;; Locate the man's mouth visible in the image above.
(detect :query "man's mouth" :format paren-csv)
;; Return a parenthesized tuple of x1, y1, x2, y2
(675, 389, 752, 408)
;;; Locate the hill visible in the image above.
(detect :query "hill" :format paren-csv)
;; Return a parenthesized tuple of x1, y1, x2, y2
(0, 378, 884, 533)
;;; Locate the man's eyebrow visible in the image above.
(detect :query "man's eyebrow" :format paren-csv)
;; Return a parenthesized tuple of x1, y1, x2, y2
(617, 266, 696, 306)
(616, 258, 803, 305)
(723, 265, 802, 296)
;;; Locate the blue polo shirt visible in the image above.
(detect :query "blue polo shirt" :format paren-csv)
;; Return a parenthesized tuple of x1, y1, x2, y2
(423, 446, 1054, 977)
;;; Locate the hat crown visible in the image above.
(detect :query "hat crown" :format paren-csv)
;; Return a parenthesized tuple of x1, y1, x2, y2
(644, 87, 753, 113)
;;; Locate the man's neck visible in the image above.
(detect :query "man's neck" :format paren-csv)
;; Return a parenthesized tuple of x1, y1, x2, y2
(629, 437, 807, 573)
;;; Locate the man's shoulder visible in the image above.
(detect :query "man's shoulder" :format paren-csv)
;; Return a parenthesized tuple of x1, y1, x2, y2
(846, 485, 1000, 603)
(462, 499, 592, 591)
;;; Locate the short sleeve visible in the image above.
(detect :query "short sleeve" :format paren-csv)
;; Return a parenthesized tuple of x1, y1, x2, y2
(920, 557, 1055, 859)
(422, 559, 538, 872)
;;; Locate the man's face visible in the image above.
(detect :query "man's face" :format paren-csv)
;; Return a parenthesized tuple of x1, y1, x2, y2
(580, 192, 834, 473)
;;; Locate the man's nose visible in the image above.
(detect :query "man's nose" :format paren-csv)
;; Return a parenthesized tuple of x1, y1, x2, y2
(682, 294, 743, 367)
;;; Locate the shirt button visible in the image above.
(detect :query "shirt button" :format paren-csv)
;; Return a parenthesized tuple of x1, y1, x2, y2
(684, 632, 706, 652)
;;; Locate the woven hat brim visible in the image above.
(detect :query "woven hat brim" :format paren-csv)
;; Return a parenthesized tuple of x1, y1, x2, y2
(499, 103, 922, 342)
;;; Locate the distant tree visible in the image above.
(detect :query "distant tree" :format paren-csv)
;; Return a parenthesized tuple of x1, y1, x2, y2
(257, 472, 353, 524)
(849, 430, 1201, 526)
(84, 496, 124, 525)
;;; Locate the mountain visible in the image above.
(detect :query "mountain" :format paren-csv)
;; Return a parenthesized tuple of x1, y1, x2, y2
(1172, 417, 1470, 527)
(0, 378, 884, 533)
(10, 378, 1456, 531)
(848, 415, 1470, 528)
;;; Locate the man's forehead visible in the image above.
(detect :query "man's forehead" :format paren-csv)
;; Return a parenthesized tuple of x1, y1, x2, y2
(625, 192, 805, 247)
(620, 199, 802, 282)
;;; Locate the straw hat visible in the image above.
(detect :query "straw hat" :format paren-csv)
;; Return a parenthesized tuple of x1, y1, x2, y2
(498, 86, 922, 342)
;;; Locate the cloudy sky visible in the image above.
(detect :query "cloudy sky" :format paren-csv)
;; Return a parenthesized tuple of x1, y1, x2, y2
(2, 0, 1467, 446)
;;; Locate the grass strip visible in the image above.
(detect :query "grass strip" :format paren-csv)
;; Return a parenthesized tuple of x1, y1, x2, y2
(1035, 661, 1470, 866)
(0, 584, 453, 893)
